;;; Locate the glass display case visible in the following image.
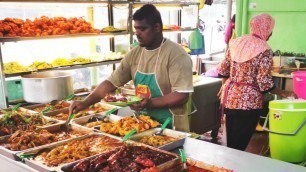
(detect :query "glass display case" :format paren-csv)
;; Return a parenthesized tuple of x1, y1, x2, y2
(0, 0, 199, 108)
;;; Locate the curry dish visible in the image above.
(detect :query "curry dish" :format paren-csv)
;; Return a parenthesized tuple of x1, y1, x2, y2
(34, 135, 124, 167)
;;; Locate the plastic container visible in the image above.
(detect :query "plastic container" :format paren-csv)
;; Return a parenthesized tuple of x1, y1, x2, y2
(263, 100, 306, 163)
(5, 79, 23, 101)
(293, 71, 306, 99)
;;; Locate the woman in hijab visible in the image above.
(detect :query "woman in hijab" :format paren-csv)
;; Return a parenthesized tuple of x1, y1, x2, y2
(217, 13, 296, 151)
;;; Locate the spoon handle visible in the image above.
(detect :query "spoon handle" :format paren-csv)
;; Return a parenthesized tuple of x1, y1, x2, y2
(12, 103, 22, 111)
(123, 128, 137, 142)
(161, 117, 172, 130)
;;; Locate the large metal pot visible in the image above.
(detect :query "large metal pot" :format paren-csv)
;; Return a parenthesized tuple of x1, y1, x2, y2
(21, 71, 73, 103)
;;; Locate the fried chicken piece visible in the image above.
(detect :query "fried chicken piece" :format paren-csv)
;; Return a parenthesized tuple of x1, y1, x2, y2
(135, 155, 155, 167)
(4, 18, 24, 25)
(72, 160, 90, 172)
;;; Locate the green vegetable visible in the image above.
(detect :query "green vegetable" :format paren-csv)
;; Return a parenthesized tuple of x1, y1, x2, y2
(23, 117, 31, 124)
(115, 89, 121, 94)
(1, 112, 14, 126)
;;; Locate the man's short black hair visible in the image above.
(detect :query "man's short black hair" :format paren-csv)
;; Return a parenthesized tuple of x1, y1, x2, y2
(133, 4, 163, 28)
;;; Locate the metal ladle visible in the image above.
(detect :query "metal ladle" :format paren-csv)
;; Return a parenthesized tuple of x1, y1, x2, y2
(133, 112, 141, 123)
(60, 113, 75, 133)
(154, 117, 172, 136)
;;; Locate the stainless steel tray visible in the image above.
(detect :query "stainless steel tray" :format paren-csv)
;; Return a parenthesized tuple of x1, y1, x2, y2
(43, 108, 74, 121)
(130, 128, 191, 151)
(0, 109, 61, 138)
(0, 123, 92, 160)
(72, 114, 123, 130)
(0, 107, 40, 118)
(185, 157, 233, 172)
(43, 102, 120, 121)
(79, 114, 162, 138)
(20, 133, 124, 172)
(22, 103, 69, 114)
(61, 140, 180, 172)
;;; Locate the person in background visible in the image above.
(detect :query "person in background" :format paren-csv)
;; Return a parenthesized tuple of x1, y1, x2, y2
(69, 4, 193, 132)
(224, 14, 236, 45)
(217, 13, 296, 151)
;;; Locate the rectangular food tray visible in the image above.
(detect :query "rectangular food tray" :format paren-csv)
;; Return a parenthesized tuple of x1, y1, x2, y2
(186, 157, 233, 172)
(20, 133, 124, 172)
(22, 103, 69, 114)
(0, 107, 39, 116)
(0, 109, 62, 139)
(42, 102, 120, 121)
(0, 122, 92, 160)
(71, 114, 123, 138)
(72, 113, 122, 126)
(60, 140, 180, 172)
(76, 114, 163, 139)
(130, 128, 191, 151)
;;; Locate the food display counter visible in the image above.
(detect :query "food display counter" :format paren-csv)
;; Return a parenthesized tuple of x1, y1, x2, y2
(1, 137, 305, 172)
(0, 154, 37, 172)
(183, 137, 305, 172)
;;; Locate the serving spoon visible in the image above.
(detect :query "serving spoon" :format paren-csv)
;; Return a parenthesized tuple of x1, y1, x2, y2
(60, 113, 75, 133)
(101, 107, 119, 122)
(50, 94, 75, 106)
(179, 149, 188, 172)
(154, 117, 172, 136)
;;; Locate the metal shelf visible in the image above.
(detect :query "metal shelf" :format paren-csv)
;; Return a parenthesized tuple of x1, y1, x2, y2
(0, 31, 129, 43)
(4, 59, 122, 78)
(133, 1, 199, 6)
(0, 1, 130, 6)
(163, 28, 196, 33)
(0, 0, 199, 109)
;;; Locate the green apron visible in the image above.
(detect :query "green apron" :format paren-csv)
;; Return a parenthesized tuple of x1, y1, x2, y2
(134, 39, 173, 128)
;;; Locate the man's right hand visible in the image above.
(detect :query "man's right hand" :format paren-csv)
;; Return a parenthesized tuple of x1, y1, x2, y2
(69, 100, 89, 114)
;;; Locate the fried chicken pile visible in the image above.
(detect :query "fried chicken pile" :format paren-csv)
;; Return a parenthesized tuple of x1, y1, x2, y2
(0, 16, 100, 37)
(100, 115, 160, 136)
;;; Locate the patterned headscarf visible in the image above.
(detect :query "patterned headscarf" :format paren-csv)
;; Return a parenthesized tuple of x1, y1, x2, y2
(229, 13, 275, 63)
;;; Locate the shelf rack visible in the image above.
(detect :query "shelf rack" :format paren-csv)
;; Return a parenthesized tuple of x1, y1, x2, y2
(0, 0, 199, 108)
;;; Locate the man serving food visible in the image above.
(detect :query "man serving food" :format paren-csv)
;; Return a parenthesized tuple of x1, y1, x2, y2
(70, 4, 193, 132)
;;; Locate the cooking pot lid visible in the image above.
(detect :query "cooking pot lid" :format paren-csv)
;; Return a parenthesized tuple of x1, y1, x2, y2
(21, 71, 72, 79)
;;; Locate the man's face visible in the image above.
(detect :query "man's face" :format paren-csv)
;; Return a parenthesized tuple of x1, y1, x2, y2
(134, 19, 158, 47)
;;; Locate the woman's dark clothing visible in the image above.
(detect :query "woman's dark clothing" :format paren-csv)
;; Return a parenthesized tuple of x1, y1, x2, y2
(225, 108, 261, 151)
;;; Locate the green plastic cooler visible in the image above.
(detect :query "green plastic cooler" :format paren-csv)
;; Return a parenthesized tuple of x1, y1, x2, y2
(263, 100, 306, 163)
